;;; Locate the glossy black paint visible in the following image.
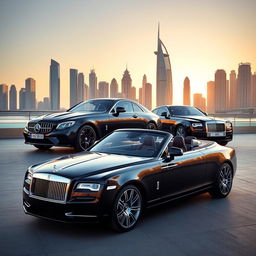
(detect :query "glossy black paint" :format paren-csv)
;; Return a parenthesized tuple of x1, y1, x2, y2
(23, 129, 237, 224)
(23, 99, 161, 149)
(152, 105, 233, 144)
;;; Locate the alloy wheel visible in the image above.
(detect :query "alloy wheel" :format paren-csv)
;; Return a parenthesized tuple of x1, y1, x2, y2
(147, 122, 157, 130)
(79, 126, 96, 150)
(219, 164, 233, 195)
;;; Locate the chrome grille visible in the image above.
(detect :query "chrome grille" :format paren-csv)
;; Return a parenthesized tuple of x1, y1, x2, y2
(28, 122, 54, 134)
(207, 123, 225, 132)
(31, 177, 68, 203)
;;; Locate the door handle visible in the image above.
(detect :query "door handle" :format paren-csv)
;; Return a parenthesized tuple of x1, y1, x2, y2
(133, 114, 138, 118)
(161, 163, 178, 170)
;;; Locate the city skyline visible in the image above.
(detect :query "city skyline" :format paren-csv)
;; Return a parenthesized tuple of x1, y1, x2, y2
(1, 0, 255, 109)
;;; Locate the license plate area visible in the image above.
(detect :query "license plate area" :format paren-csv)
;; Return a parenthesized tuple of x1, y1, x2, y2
(207, 132, 226, 137)
(30, 134, 44, 139)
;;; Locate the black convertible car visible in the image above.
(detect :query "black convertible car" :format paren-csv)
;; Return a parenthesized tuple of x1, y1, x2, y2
(23, 129, 236, 232)
(152, 105, 233, 145)
(23, 98, 160, 151)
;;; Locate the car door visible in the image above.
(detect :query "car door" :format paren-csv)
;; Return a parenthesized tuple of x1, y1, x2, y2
(160, 147, 206, 198)
(131, 102, 148, 128)
(155, 107, 174, 133)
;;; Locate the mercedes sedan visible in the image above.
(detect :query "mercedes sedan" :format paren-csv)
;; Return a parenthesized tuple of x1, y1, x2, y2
(23, 129, 236, 232)
(23, 98, 161, 151)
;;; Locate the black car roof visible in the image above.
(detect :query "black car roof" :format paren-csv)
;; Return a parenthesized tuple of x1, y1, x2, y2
(114, 128, 171, 136)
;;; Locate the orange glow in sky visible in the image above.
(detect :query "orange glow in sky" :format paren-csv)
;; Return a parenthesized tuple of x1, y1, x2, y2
(0, 0, 255, 108)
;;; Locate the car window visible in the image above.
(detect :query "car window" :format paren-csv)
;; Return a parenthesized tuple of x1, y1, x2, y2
(169, 106, 205, 116)
(152, 108, 159, 115)
(158, 107, 169, 116)
(115, 101, 133, 113)
(133, 103, 144, 112)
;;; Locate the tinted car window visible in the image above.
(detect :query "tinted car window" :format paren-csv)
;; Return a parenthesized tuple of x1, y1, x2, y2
(152, 108, 159, 115)
(115, 101, 133, 113)
(133, 103, 144, 112)
(169, 106, 206, 116)
(69, 99, 114, 113)
(90, 131, 168, 157)
(158, 107, 169, 116)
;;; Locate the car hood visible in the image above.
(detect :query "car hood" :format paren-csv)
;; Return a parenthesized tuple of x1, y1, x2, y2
(31, 152, 151, 179)
(32, 111, 106, 122)
(174, 115, 219, 122)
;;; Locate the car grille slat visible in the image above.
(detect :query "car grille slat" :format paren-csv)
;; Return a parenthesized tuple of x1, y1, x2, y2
(32, 178, 67, 202)
(28, 122, 54, 134)
(207, 123, 225, 132)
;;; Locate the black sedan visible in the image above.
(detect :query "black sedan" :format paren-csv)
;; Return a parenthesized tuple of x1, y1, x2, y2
(152, 105, 233, 145)
(23, 129, 236, 232)
(23, 98, 160, 151)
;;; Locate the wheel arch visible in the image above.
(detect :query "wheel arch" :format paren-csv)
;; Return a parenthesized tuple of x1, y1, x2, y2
(78, 122, 100, 139)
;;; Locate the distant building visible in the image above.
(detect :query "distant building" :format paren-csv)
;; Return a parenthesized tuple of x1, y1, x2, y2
(139, 87, 143, 104)
(38, 97, 50, 110)
(142, 74, 147, 105)
(89, 69, 97, 99)
(193, 93, 206, 112)
(77, 72, 85, 103)
(19, 88, 26, 110)
(215, 70, 228, 112)
(183, 77, 190, 106)
(121, 68, 132, 99)
(25, 78, 36, 110)
(70, 69, 78, 107)
(98, 81, 109, 98)
(131, 86, 136, 101)
(155, 25, 173, 106)
(229, 70, 237, 110)
(49, 59, 60, 110)
(252, 72, 256, 107)
(144, 83, 152, 110)
(110, 78, 118, 98)
(9, 85, 17, 110)
(0, 84, 8, 110)
(84, 84, 89, 101)
(207, 81, 215, 113)
(237, 63, 252, 108)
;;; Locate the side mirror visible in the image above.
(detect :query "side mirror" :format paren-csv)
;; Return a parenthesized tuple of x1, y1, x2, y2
(164, 147, 183, 162)
(161, 112, 170, 119)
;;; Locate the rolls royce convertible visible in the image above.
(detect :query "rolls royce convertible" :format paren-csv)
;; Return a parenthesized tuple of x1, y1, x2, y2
(23, 129, 236, 232)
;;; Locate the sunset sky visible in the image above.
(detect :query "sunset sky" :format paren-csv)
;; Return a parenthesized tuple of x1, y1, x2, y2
(0, 0, 255, 108)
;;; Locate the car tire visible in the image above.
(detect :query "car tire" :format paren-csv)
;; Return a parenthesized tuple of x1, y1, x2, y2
(111, 185, 143, 232)
(75, 125, 97, 151)
(209, 163, 233, 198)
(175, 125, 187, 137)
(218, 141, 228, 146)
(147, 122, 157, 130)
(33, 145, 52, 150)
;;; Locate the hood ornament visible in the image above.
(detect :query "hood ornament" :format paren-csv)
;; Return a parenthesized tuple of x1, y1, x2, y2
(53, 165, 58, 172)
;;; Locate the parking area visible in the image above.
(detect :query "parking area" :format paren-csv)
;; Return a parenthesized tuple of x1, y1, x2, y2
(0, 134, 255, 256)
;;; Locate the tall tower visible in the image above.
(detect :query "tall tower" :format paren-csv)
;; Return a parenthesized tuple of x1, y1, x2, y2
(145, 83, 152, 110)
(110, 78, 118, 98)
(215, 70, 228, 112)
(70, 69, 78, 107)
(0, 84, 8, 110)
(77, 72, 85, 103)
(207, 81, 215, 114)
(183, 77, 190, 105)
(98, 81, 109, 98)
(142, 74, 147, 105)
(237, 63, 252, 108)
(19, 88, 26, 110)
(25, 78, 36, 110)
(9, 85, 17, 110)
(193, 93, 206, 112)
(89, 69, 97, 99)
(252, 72, 256, 107)
(121, 68, 132, 99)
(155, 24, 173, 106)
(49, 59, 60, 110)
(229, 70, 237, 110)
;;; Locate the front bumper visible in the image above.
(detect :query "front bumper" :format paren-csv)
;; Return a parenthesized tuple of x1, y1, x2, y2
(191, 130, 233, 142)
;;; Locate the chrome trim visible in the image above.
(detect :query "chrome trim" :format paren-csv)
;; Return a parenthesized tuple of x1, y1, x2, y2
(106, 185, 117, 190)
(161, 164, 178, 170)
(65, 212, 97, 218)
(24, 201, 31, 208)
(29, 194, 68, 204)
(32, 173, 70, 183)
(23, 187, 29, 194)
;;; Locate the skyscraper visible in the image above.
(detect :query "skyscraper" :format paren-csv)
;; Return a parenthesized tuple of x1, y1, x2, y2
(131, 86, 136, 101)
(142, 74, 147, 105)
(0, 84, 8, 110)
(70, 69, 78, 107)
(207, 81, 215, 113)
(183, 77, 190, 106)
(252, 72, 256, 107)
(110, 78, 118, 98)
(25, 78, 36, 110)
(9, 85, 17, 110)
(139, 87, 143, 104)
(237, 63, 252, 108)
(98, 81, 109, 98)
(193, 93, 206, 112)
(77, 72, 85, 103)
(84, 84, 89, 100)
(49, 59, 60, 110)
(89, 69, 97, 99)
(121, 68, 132, 99)
(229, 70, 237, 110)
(19, 88, 26, 110)
(215, 70, 228, 112)
(145, 83, 152, 110)
(155, 25, 173, 106)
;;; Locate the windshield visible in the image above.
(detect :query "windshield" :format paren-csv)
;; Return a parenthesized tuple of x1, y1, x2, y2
(69, 99, 114, 113)
(169, 106, 206, 116)
(90, 131, 168, 157)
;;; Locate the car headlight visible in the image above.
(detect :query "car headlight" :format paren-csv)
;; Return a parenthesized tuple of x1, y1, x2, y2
(25, 170, 33, 185)
(191, 123, 203, 128)
(56, 121, 76, 130)
(226, 122, 232, 129)
(76, 183, 101, 191)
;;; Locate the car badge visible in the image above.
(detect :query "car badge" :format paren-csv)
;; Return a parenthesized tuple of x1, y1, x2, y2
(34, 123, 41, 133)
